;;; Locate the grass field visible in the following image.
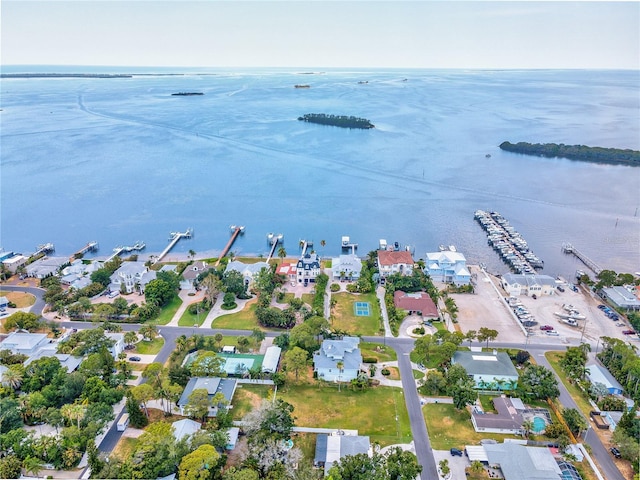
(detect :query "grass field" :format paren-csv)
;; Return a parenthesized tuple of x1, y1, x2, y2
(112, 437, 138, 460)
(0, 291, 35, 308)
(424, 403, 520, 449)
(151, 296, 182, 325)
(135, 337, 164, 355)
(277, 384, 412, 447)
(178, 303, 211, 326)
(330, 292, 381, 336)
(360, 342, 397, 363)
(232, 384, 274, 419)
(213, 298, 262, 330)
(276, 293, 295, 305)
(301, 294, 315, 306)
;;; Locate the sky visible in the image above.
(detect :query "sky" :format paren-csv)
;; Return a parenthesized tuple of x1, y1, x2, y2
(1, 1, 639, 69)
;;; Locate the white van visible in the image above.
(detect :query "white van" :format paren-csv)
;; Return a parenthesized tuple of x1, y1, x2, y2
(116, 413, 129, 431)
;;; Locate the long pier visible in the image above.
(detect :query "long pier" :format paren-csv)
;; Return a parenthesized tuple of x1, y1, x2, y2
(154, 229, 192, 264)
(562, 243, 602, 275)
(107, 241, 146, 262)
(215, 226, 245, 267)
(266, 233, 284, 263)
(70, 241, 98, 261)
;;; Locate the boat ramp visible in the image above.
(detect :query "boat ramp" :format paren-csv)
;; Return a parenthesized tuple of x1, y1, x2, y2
(474, 210, 544, 274)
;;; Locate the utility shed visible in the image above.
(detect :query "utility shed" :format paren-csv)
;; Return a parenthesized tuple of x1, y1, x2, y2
(262, 345, 282, 373)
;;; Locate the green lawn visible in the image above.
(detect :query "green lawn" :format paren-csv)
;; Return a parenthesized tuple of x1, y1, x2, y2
(276, 293, 295, 305)
(232, 384, 275, 419)
(544, 351, 593, 417)
(150, 296, 183, 325)
(360, 342, 397, 363)
(178, 303, 211, 326)
(135, 337, 164, 355)
(113, 437, 139, 460)
(331, 292, 382, 336)
(277, 384, 412, 447)
(212, 299, 262, 330)
(301, 294, 315, 306)
(0, 291, 35, 308)
(413, 369, 425, 380)
(423, 403, 520, 449)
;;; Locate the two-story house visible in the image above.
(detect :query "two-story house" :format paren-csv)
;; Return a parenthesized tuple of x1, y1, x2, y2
(109, 261, 149, 294)
(225, 260, 270, 288)
(377, 250, 414, 278)
(425, 250, 471, 285)
(331, 254, 362, 281)
(313, 336, 362, 382)
(296, 253, 321, 284)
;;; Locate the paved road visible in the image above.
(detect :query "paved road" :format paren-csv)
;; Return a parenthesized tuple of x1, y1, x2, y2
(5, 284, 625, 479)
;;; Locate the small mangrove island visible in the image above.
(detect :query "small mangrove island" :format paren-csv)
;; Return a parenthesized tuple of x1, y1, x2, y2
(298, 113, 375, 129)
(171, 92, 204, 96)
(499, 141, 640, 167)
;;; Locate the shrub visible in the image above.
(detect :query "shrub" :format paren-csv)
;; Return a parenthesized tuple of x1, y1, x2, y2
(413, 326, 425, 335)
(363, 357, 378, 364)
(346, 284, 358, 293)
(381, 368, 390, 376)
(330, 283, 340, 292)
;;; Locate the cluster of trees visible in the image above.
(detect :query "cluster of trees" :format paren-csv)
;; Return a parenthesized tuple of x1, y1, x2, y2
(326, 446, 422, 479)
(344, 254, 375, 294)
(611, 406, 640, 471)
(298, 113, 375, 129)
(585, 269, 640, 291)
(1, 311, 46, 333)
(254, 265, 304, 329)
(597, 337, 640, 402)
(0, 333, 128, 475)
(559, 343, 591, 388)
(499, 141, 640, 167)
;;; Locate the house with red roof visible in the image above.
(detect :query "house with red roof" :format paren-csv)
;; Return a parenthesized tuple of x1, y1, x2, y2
(377, 250, 414, 278)
(393, 290, 439, 318)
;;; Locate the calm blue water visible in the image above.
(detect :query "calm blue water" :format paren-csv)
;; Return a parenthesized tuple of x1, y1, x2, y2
(1, 68, 639, 278)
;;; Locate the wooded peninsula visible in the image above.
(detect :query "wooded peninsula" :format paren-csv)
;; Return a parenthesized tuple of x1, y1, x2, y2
(298, 113, 375, 129)
(499, 141, 640, 167)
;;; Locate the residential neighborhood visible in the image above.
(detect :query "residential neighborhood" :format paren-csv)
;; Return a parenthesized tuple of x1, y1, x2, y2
(0, 240, 639, 480)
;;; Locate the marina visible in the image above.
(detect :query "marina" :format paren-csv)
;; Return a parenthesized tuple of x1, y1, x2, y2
(474, 210, 544, 274)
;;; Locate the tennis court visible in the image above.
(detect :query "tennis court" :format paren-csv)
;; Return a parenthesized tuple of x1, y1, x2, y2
(354, 301, 371, 316)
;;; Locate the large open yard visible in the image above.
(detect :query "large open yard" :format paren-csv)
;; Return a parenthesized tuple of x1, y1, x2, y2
(0, 290, 35, 308)
(212, 298, 261, 330)
(330, 292, 382, 336)
(151, 296, 182, 325)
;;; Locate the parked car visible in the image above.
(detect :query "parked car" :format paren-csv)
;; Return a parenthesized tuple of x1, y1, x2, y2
(622, 330, 637, 335)
(540, 325, 554, 331)
(546, 330, 560, 336)
(610, 447, 622, 458)
(129, 356, 141, 362)
(597, 305, 607, 310)
(556, 286, 565, 292)
(450, 448, 463, 457)
(124, 344, 135, 350)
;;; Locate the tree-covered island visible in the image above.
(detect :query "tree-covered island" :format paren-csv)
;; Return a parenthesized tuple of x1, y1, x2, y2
(298, 113, 375, 129)
(499, 141, 640, 167)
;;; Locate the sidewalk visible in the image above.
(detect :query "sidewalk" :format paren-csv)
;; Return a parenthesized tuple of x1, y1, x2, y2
(166, 290, 205, 327)
(200, 295, 254, 329)
(376, 285, 393, 337)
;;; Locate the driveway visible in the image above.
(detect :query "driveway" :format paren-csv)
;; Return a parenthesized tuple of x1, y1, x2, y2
(432, 449, 470, 479)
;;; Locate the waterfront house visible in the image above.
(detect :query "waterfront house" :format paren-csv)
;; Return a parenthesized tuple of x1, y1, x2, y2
(181, 261, 209, 290)
(377, 250, 414, 278)
(109, 261, 149, 294)
(0, 331, 51, 356)
(500, 273, 556, 297)
(225, 260, 270, 289)
(331, 254, 362, 281)
(424, 250, 471, 285)
(452, 350, 519, 390)
(313, 336, 362, 382)
(26, 256, 69, 279)
(471, 396, 525, 435)
(177, 377, 237, 417)
(586, 362, 624, 395)
(314, 433, 371, 475)
(393, 290, 438, 319)
(276, 262, 297, 283)
(296, 253, 321, 284)
(2, 254, 28, 273)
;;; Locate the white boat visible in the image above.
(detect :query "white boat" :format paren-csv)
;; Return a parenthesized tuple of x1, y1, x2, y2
(562, 304, 577, 312)
(561, 318, 579, 327)
(554, 312, 571, 319)
(449, 245, 457, 252)
(569, 312, 586, 320)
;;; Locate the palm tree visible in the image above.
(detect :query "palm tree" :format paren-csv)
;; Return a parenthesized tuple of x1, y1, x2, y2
(277, 246, 287, 262)
(188, 249, 196, 261)
(1, 365, 23, 390)
(124, 331, 138, 347)
(175, 335, 188, 352)
(522, 419, 534, 439)
(23, 455, 43, 478)
(337, 361, 344, 392)
(320, 239, 326, 258)
(61, 403, 86, 429)
(139, 324, 158, 341)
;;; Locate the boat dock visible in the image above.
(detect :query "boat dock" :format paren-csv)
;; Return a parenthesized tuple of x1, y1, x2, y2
(108, 241, 146, 262)
(215, 226, 245, 266)
(266, 233, 284, 263)
(561, 243, 602, 275)
(341, 236, 358, 254)
(33, 243, 55, 257)
(153, 229, 192, 264)
(474, 210, 544, 274)
(70, 241, 98, 261)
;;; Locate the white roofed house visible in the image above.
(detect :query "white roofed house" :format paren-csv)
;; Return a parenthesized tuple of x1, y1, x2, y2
(109, 261, 149, 294)
(315, 433, 371, 476)
(225, 260, 270, 289)
(105, 332, 125, 359)
(425, 250, 471, 285)
(296, 252, 321, 284)
(180, 261, 209, 290)
(313, 336, 362, 382)
(261, 345, 282, 373)
(0, 331, 51, 356)
(500, 273, 556, 297)
(331, 254, 362, 281)
(177, 377, 238, 417)
(377, 250, 414, 278)
(26, 256, 69, 279)
(452, 350, 519, 391)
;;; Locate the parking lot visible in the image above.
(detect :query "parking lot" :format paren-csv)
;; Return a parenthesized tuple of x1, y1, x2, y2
(451, 265, 638, 347)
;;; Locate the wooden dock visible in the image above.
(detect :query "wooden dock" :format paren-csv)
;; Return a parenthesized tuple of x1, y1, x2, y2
(266, 233, 284, 263)
(70, 241, 98, 261)
(154, 229, 192, 264)
(561, 243, 602, 275)
(107, 241, 146, 262)
(215, 226, 245, 266)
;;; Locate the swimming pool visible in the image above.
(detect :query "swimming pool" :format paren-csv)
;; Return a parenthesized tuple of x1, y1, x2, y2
(532, 416, 547, 433)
